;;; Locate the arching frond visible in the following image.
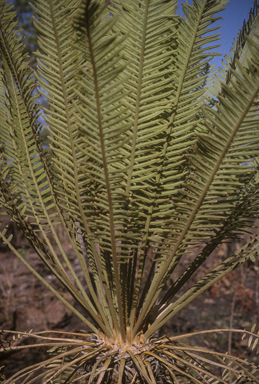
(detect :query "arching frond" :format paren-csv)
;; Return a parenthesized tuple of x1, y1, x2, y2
(131, 0, 229, 334)
(1, 0, 259, 382)
(141, 31, 259, 335)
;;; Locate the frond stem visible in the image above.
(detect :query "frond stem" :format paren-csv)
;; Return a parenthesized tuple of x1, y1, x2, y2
(131, 0, 209, 337)
(85, 2, 124, 340)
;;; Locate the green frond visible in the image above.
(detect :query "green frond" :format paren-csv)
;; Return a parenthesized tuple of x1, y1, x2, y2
(132, 0, 229, 335)
(224, 0, 259, 85)
(149, 170, 259, 321)
(32, 0, 137, 337)
(208, 0, 259, 98)
(1, 0, 259, 382)
(184, 40, 259, 243)
(148, 230, 259, 336)
(139, 33, 259, 334)
(0, 0, 114, 336)
(0, 2, 63, 259)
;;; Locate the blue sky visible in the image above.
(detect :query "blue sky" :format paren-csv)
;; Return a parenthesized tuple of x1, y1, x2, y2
(176, 0, 255, 68)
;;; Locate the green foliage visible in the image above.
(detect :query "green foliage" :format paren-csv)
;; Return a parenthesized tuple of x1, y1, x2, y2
(11, 0, 37, 65)
(0, 0, 259, 382)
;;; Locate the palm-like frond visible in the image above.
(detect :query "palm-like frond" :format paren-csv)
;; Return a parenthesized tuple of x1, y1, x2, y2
(144, 38, 259, 334)
(1, 0, 259, 382)
(224, 0, 259, 85)
(0, 0, 109, 334)
(208, 0, 259, 99)
(0, 2, 65, 265)
(96, 0, 230, 334)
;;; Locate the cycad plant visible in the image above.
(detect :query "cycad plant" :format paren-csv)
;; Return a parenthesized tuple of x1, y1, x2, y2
(1, 0, 259, 382)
